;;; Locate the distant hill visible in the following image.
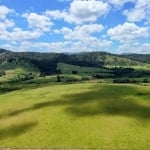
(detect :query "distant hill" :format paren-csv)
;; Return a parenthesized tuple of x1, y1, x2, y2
(0, 49, 150, 80)
(121, 54, 150, 64)
(72, 52, 149, 67)
(0, 48, 11, 53)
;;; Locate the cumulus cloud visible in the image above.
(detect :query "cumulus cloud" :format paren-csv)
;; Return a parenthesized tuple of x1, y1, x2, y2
(107, 22, 150, 53)
(69, 0, 110, 23)
(1, 22, 112, 52)
(0, 11, 53, 42)
(108, 0, 136, 7)
(45, 10, 66, 20)
(11, 28, 42, 40)
(54, 23, 112, 52)
(0, 27, 42, 41)
(55, 24, 104, 41)
(0, 6, 42, 42)
(107, 22, 149, 42)
(0, 5, 14, 19)
(0, 19, 15, 31)
(46, 0, 110, 24)
(23, 12, 54, 32)
(123, 0, 150, 22)
(118, 42, 150, 53)
(2, 39, 112, 53)
(0, 1, 149, 54)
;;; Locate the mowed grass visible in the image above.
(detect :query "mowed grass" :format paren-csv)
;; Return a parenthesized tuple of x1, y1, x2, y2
(0, 83, 150, 149)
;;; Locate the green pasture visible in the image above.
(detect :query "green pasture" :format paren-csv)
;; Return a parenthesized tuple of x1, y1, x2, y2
(0, 83, 150, 149)
(57, 63, 112, 74)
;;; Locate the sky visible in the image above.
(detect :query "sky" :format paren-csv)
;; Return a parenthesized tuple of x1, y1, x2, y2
(0, 0, 150, 54)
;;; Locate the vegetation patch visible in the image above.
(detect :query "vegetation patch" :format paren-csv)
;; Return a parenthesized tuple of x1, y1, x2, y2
(0, 83, 150, 149)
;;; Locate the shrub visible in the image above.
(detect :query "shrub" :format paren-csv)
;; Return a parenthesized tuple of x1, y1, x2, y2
(72, 71, 78, 74)
(56, 75, 61, 82)
(113, 78, 139, 83)
(82, 76, 92, 81)
(143, 78, 149, 83)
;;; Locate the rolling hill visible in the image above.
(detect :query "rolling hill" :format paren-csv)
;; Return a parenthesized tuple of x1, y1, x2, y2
(121, 53, 150, 64)
(0, 48, 150, 81)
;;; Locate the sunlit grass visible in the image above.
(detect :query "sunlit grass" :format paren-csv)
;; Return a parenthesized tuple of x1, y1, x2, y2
(0, 83, 150, 149)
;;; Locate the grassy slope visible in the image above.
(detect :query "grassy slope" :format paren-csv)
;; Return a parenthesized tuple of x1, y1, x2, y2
(74, 52, 150, 67)
(0, 83, 150, 149)
(1, 51, 150, 76)
(104, 54, 150, 67)
(57, 63, 111, 74)
(57, 63, 113, 79)
(0, 60, 39, 81)
(121, 54, 150, 64)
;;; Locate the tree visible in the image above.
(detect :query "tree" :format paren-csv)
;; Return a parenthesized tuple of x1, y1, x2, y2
(56, 75, 61, 82)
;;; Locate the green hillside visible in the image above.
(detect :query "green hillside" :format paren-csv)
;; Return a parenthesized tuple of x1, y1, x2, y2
(0, 50, 39, 81)
(57, 63, 114, 78)
(0, 49, 150, 81)
(72, 52, 149, 67)
(121, 54, 150, 64)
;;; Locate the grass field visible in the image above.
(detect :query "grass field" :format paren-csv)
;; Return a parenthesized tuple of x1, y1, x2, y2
(0, 82, 150, 149)
(57, 63, 112, 74)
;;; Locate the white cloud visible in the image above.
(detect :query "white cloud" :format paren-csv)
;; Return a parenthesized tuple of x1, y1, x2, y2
(46, 0, 110, 24)
(0, 19, 15, 31)
(0, 5, 14, 19)
(53, 23, 112, 51)
(69, 0, 110, 23)
(118, 42, 150, 53)
(7, 23, 109, 52)
(108, 22, 150, 53)
(55, 24, 104, 41)
(1, 3, 149, 54)
(1, 22, 111, 52)
(108, 0, 136, 7)
(123, 9, 145, 22)
(1, 38, 112, 53)
(0, 11, 52, 41)
(11, 28, 42, 40)
(23, 12, 54, 32)
(107, 22, 149, 42)
(124, 0, 150, 22)
(0, 19, 15, 40)
(0, 27, 42, 41)
(45, 10, 66, 20)
(45, 0, 149, 25)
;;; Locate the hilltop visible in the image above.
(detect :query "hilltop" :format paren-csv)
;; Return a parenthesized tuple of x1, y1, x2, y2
(0, 48, 150, 81)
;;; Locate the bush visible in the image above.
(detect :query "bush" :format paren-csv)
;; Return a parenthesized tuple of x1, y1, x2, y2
(72, 71, 78, 74)
(0, 71, 5, 76)
(113, 78, 139, 83)
(64, 75, 82, 82)
(82, 76, 92, 81)
(143, 78, 149, 83)
(56, 75, 61, 82)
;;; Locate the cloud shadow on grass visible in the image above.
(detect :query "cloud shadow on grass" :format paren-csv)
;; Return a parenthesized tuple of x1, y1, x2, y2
(0, 122, 37, 140)
(1, 84, 150, 121)
(0, 87, 21, 95)
(64, 85, 150, 120)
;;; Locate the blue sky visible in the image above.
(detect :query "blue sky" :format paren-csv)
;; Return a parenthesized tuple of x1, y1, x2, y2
(0, 0, 150, 53)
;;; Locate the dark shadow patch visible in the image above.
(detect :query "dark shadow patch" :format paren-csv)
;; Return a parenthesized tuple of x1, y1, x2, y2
(0, 122, 37, 140)
(7, 100, 66, 118)
(1, 84, 150, 121)
(0, 87, 21, 95)
(64, 85, 150, 120)
(136, 92, 147, 96)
